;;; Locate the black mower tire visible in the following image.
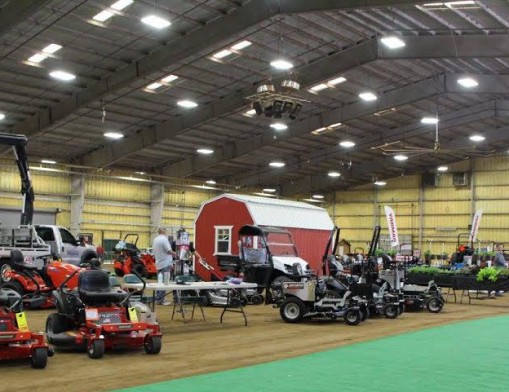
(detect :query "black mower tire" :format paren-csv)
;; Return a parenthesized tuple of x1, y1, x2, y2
(426, 297, 444, 313)
(250, 294, 264, 305)
(31, 347, 48, 369)
(46, 313, 70, 336)
(87, 339, 105, 359)
(360, 306, 370, 321)
(114, 268, 125, 277)
(132, 263, 147, 278)
(344, 309, 362, 326)
(144, 336, 162, 355)
(280, 297, 305, 323)
(2, 280, 24, 296)
(384, 304, 399, 319)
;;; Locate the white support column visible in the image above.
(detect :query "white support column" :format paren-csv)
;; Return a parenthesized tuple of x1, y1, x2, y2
(70, 175, 85, 236)
(150, 183, 165, 240)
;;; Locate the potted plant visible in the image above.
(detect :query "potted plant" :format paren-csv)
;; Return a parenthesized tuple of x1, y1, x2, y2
(424, 250, 432, 265)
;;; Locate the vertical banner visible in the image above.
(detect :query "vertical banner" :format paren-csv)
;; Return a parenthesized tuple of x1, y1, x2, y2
(468, 210, 483, 244)
(384, 206, 399, 247)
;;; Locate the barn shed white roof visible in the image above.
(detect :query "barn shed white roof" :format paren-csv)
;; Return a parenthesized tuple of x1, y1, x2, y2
(196, 194, 334, 231)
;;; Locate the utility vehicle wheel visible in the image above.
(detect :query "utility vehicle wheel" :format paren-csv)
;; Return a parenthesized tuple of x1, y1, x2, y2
(2, 280, 24, 296)
(46, 314, 70, 339)
(31, 348, 48, 369)
(114, 268, 124, 277)
(144, 336, 162, 355)
(399, 303, 405, 314)
(360, 306, 370, 321)
(229, 297, 241, 307)
(240, 297, 248, 307)
(280, 297, 305, 323)
(344, 309, 362, 326)
(426, 298, 444, 313)
(133, 263, 147, 277)
(384, 304, 399, 319)
(268, 275, 295, 303)
(87, 339, 105, 359)
(251, 294, 264, 305)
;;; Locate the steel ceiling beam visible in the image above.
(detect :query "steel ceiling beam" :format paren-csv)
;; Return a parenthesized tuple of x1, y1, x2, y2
(0, 0, 51, 37)
(10, 1, 423, 147)
(156, 33, 509, 178)
(278, 100, 509, 195)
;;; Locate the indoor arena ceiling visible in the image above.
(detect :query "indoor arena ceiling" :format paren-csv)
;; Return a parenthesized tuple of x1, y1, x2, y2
(1, 0, 509, 197)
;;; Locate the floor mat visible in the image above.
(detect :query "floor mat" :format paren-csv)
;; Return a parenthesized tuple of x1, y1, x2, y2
(115, 315, 509, 392)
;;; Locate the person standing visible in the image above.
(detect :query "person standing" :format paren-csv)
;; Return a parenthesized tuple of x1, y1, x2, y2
(152, 226, 176, 305)
(491, 244, 506, 297)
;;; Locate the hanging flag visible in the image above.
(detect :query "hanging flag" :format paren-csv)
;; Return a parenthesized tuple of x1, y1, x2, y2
(468, 210, 483, 244)
(384, 206, 399, 247)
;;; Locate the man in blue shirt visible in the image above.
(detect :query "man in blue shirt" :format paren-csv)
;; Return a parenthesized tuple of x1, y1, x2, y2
(152, 226, 176, 305)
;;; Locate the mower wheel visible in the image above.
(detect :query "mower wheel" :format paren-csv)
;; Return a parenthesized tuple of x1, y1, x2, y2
(46, 314, 70, 337)
(31, 348, 48, 369)
(87, 339, 105, 359)
(280, 297, 305, 323)
(344, 309, 362, 326)
(384, 304, 399, 319)
(133, 263, 147, 277)
(360, 306, 370, 321)
(144, 336, 162, 355)
(251, 294, 264, 305)
(2, 280, 24, 296)
(426, 297, 444, 313)
(114, 268, 125, 277)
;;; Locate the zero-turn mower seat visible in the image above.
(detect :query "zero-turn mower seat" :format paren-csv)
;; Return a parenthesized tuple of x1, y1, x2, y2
(78, 270, 128, 305)
(0, 288, 21, 308)
(9, 249, 38, 272)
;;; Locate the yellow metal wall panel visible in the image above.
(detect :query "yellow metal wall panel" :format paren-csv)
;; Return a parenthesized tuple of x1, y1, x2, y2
(86, 178, 151, 201)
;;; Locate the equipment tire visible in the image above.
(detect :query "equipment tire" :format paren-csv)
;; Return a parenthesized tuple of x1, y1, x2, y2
(384, 304, 399, 319)
(426, 297, 444, 313)
(2, 280, 24, 296)
(344, 309, 362, 326)
(87, 339, 105, 359)
(280, 297, 305, 323)
(46, 313, 70, 336)
(133, 263, 147, 277)
(31, 348, 48, 369)
(114, 268, 125, 277)
(251, 294, 264, 305)
(360, 306, 370, 321)
(144, 336, 162, 355)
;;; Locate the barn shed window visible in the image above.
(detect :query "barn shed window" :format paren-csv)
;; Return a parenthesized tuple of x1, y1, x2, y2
(214, 226, 232, 255)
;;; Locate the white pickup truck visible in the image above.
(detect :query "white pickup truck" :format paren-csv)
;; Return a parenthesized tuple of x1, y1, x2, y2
(0, 224, 98, 269)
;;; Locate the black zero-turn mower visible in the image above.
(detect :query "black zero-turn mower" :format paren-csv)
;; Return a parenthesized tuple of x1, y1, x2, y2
(45, 269, 162, 359)
(239, 225, 368, 325)
(0, 279, 54, 368)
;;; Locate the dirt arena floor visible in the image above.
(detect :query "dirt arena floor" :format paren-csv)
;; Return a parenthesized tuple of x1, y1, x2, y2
(1, 291, 508, 392)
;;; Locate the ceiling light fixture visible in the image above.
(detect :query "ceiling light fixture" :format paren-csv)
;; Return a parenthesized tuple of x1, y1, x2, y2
(394, 154, 408, 161)
(197, 148, 214, 155)
(146, 82, 162, 90)
(41, 159, 56, 164)
(374, 181, 387, 186)
(28, 53, 47, 63)
(270, 122, 288, 131)
(263, 188, 276, 193)
(457, 77, 478, 88)
(328, 76, 347, 85)
(0, 113, 5, 120)
(49, 70, 76, 81)
(309, 83, 328, 92)
(381, 36, 406, 49)
(437, 166, 448, 172)
(244, 109, 256, 117)
(135, 171, 145, 175)
(141, 15, 171, 29)
(93, 10, 114, 22)
(469, 135, 485, 142)
(339, 140, 355, 148)
(231, 40, 252, 50)
(161, 74, 178, 83)
(270, 59, 293, 70)
(111, 0, 133, 10)
(42, 44, 62, 54)
(359, 92, 377, 101)
(328, 171, 341, 178)
(212, 49, 232, 59)
(206, 180, 217, 185)
(269, 161, 285, 168)
(104, 132, 124, 139)
(177, 100, 198, 108)
(312, 194, 324, 199)
(421, 117, 439, 124)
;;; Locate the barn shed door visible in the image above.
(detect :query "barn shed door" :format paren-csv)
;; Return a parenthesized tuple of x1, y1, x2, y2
(0, 208, 56, 226)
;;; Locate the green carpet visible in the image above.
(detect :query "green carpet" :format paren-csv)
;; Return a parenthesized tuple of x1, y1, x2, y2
(116, 316, 509, 392)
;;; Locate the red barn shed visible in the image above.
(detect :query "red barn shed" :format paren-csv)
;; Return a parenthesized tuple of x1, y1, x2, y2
(194, 193, 334, 280)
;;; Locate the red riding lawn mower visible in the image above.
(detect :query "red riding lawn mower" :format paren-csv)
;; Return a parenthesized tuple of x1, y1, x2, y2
(0, 280, 54, 368)
(0, 250, 81, 309)
(46, 269, 162, 359)
(113, 234, 157, 278)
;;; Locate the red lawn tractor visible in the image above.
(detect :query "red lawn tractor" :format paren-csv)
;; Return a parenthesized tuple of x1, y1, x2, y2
(0, 250, 81, 309)
(0, 281, 54, 368)
(113, 234, 157, 278)
(46, 269, 162, 359)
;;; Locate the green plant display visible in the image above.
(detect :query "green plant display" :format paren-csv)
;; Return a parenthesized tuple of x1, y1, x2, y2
(477, 267, 505, 282)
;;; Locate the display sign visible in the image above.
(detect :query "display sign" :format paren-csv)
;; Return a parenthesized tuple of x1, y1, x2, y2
(468, 210, 483, 244)
(15, 312, 29, 332)
(384, 206, 399, 246)
(128, 307, 139, 322)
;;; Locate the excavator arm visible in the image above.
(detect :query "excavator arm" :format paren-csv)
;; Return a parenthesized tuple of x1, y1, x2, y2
(0, 132, 34, 225)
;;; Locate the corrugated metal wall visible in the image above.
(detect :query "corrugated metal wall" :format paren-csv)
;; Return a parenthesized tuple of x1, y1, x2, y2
(328, 156, 509, 256)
